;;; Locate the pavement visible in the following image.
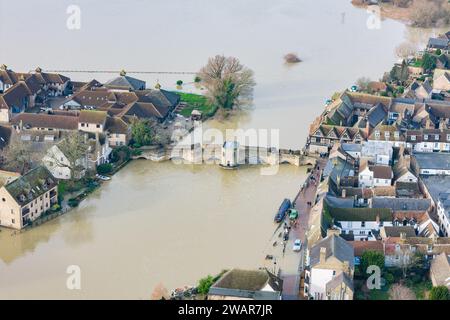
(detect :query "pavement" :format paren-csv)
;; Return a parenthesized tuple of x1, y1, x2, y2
(276, 158, 327, 300)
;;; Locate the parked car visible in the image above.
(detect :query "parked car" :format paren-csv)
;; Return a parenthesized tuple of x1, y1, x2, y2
(96, 174, 111, 181)
(293, 239, 302, 252)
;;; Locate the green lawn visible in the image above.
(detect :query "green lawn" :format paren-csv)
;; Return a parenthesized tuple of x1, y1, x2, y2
(411, 59, 422, 68)
(175, 92, 218, 118)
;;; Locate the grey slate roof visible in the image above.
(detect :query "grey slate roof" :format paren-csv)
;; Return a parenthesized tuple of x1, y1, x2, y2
(421, 175, 450, 203)
(382, 226, 416, 238)
(105, 75, 146, 91)
(366, 103, 387, 128)
(325, 194, 354, 208)
(329, 157, 355, 186)
(414, 152, 450, 170)
(341, 143, 362, 153)
(309, 234, 354, 269)
(208, 269, 282, 300)
(325, 272, 354, 293)
(372, 198, 431, 211)
(428, 37, 449, 50)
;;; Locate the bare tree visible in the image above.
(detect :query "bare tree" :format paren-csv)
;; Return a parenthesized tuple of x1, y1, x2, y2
(395, 42, 416, 60)
(46, 132, 89, 180)
(410, 0, 450, 28)
(389, 284, 416, 300)
(3, 139, 35, 174)
(197, 55, 255, 110)
(356, 77, 372, 92)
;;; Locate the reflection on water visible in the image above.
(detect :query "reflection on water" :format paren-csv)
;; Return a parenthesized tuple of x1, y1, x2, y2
(0, 0, 442, 299)
(1, 161, 306, 299)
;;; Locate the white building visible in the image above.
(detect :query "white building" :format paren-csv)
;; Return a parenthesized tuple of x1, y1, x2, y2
(220, 141, 240, 168)
(43, 145, 87, 180)
(361, 140, 393, 165)
(437, 194, 450, 237)
(304, 232, 354, 300)
(358, 163, 393, 188)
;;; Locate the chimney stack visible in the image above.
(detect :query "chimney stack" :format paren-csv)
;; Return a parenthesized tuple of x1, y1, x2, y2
(327, 228, 341, 237)
(400, 232, 407, 242)
(320, 247, 327, 264)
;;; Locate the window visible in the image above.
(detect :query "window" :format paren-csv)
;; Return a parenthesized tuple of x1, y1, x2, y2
(394, 131, 399, 139)
(81, 123, 85, 127)
(385, 132, 390, 139)
(11, 219, 15, 224)
(1, 198, 5, 202)
(435, 134, 439, 140)
(375, 131, 380, 139)
(447, 134, 450, 141)
(361, 221, 366, 228)
(411, 135, 416, 141)
(424, 134, 428, 140)
(96, 124, 100, 128)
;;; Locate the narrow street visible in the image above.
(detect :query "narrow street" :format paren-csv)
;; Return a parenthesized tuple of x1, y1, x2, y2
(279, 158, 327, 300)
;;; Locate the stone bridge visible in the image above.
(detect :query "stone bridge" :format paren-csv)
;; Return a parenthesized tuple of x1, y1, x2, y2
(133, 144, 316, 167)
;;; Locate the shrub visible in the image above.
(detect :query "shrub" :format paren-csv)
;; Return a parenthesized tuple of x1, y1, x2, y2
(384, 273, 395, 285)
(435, 49, 442, 56)
(197, 275, 215, 295)
(176, 80, 183, 86)
(97, 163, 113, 175)
(194, 76, 201, 83)
(68, 198, 80, 207)
(50, 204, 61, 212)
(360, 251, 385, 276)
(429, 286, 450, 300)
(111, 146, 131, 163)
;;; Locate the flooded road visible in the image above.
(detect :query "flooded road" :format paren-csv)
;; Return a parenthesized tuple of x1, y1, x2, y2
(0, 0, 440, 298)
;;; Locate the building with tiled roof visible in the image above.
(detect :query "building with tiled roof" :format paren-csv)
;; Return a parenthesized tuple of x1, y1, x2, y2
(11, 113, 79, 131)
(208, 269, 283, 300)
(430, 252, 450, 288)
(0, 166, 58, 230)
(304, 232, 354, 300)
(104, 71, 146, 91)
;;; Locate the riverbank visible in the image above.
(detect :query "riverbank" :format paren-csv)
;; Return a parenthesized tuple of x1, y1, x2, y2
(351, 2, 412, 23)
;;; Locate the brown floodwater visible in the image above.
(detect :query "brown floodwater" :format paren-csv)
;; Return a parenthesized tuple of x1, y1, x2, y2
(0, 0, 442, 299)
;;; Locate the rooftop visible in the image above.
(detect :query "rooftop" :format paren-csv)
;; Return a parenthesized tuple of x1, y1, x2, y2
(413, 152, 450, 171)
(11, 113, 79, 131)
(310, 234, 354, 269)
(79, 110, 107, 125)
(4, 166, 57, 206)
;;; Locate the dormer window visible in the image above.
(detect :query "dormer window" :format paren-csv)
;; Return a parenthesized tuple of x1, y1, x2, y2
(384, 132, 390, 139)
(394, 131, 399, 139)
(447, 134, 450, 141)
(435, 134, 439, 140)
(424, 134, 428, 141)
(375, 130, 380, 139)
(411, 135, 416, 141)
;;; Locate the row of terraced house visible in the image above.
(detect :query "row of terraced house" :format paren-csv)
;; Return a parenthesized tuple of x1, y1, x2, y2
(302, 32, 450, 300)
(0, 65, 181, 229)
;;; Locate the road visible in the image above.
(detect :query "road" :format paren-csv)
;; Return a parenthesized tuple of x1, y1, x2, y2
(268, 158, 327, 300)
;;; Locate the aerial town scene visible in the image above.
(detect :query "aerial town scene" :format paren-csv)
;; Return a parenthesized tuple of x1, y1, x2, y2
(0, 0, 450, 306)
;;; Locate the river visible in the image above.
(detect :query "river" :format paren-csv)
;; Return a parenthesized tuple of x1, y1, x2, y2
(0, 0, 441, 299)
